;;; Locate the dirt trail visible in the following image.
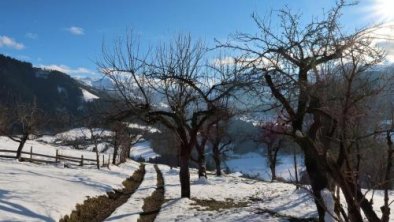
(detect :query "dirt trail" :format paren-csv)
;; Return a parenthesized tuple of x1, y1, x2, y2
(59, 164, 145, 222)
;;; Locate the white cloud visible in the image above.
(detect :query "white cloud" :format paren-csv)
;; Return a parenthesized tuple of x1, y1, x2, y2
(25, 32, 38, 39)
(39, 64, 96, 76)
(66, 26, 85, 35)
(367, 22, 394, 63)
(211, 56, 272, 68)
(212, 56, 237, 66)
(0, 35, 25, 50)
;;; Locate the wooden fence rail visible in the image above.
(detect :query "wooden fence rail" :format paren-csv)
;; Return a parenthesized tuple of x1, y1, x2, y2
(0, 148, 111, 169)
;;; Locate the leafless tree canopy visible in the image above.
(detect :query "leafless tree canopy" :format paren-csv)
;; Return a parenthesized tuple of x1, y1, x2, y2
(0, 99, 44, 159)
(99, 34, 247, 198)
(219, 1, 393, 221)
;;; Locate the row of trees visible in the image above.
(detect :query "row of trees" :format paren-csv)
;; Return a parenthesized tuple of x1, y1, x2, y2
(0, 1, 392, 221)
(0, 99, 142, 168)
(98, 1, 394, 222)
(99, 34, 249, 197)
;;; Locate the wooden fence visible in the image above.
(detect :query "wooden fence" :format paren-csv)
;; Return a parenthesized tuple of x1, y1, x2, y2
(0, 147, 111, 168)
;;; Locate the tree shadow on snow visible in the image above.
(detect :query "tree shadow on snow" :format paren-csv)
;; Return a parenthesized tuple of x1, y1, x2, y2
(105, 211, 140, 221)
(0, 189, 55, 222)
(25, 170, 114, 191)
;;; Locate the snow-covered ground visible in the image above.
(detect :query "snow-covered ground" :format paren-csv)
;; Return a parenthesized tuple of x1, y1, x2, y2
(225, 152, 304, 181)
(130, 140, 160, 161)
(2, 132, 394, 221)
(156, 165, 316, 222)
(0, 134, 140, 221)
(0, 158, 139, 221)
(0, 136, 106, 162)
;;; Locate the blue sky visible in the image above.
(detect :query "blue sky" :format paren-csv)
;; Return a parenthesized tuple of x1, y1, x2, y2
(0, 0, 390, 78)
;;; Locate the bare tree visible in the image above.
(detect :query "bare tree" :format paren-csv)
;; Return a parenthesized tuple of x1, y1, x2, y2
(0, 99, 43, 160)
(192, 101, 234, 178)
(203, 109, 234, 177)
(220, 1, 390, 221)
(256, 120, 286, 181)
(110, 121, 128, 165)
(193, 134, 208, 178)
(99, 34, 245, 198)
(80, 117, 106, 169)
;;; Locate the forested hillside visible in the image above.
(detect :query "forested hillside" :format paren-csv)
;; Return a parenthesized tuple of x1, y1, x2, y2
(0, 54, 102, 125)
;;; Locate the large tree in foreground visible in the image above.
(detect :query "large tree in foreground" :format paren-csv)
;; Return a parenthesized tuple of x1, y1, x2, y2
(99, 34, 244, 197)
(220, 1, 391, 221)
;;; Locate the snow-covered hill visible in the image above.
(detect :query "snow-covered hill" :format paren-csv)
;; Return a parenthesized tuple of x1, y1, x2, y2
(1, 134, 394, 221)
(225, 152, 304, 181)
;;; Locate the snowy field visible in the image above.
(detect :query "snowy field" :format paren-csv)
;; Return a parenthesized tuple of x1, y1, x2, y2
(225, 152, 304, 181)
(156, 165, 317, 222)
(129, 140, 160, 161)
(1, 132, 394, 221)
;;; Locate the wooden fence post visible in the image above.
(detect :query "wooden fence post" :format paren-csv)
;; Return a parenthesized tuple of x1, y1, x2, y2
(102, 155, 105, 167)
(55, 150, 59, 163)
(30, 146, 33, 161)
(80, 155, 84, 166)
(96, 155, 100, 170)
(108, 154, 110, 169)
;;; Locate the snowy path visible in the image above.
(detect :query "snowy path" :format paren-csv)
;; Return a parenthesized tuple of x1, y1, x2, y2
(105, 164, 157, 221)
(0, 159, 140, 221)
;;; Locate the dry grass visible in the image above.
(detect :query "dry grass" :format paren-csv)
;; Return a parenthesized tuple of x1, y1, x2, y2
(190, 198, 248, 211)
(59, 164, 145, 222)
(138, 164, 165, 222)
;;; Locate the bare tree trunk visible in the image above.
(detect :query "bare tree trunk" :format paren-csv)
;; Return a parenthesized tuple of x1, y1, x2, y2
(198, 152, 207, 178)
(112, 144, 118, 165)
(213, 147, 221, 176)
(95, 144, 100, 170)
(127, 146, 132, 159)
(329, 162, 372, 222)
(381, 131, 393, 222)
(269, 162, 277, 181)
(297, 139, 329, 222)
(268, 146, 280, 181)
(306, 158, 327, 222)
(179, 147, 191, 198)
(196, 138, 207, 178)
(16, 134, 28, 160)
(293, 146, 299, 186)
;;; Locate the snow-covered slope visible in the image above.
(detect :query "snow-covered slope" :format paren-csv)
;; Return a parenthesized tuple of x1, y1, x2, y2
(80, 88, 99, 102)
(0, 158, 139, 221)
(156, 165, 317, 221)
(2, 133, 394, 221)
(225, 152, 304, 181)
